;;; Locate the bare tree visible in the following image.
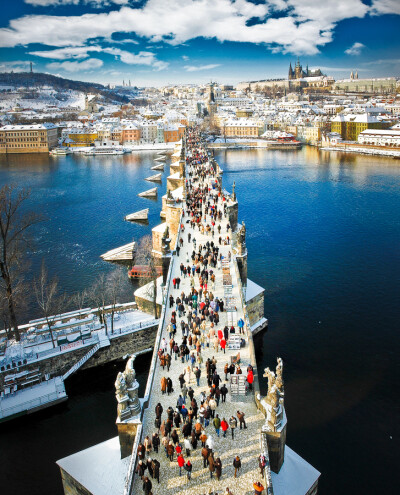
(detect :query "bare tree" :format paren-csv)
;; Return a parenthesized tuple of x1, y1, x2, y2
(34, 261, 67, 348)
(134, 235, 160, 319)
(106, 267, 125, 334)
(88, 273, 109, 335)
(71, 288, 89, 311)
(0, 185, 43, 341)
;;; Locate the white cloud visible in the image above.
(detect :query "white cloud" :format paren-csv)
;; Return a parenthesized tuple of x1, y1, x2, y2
(103, 48, 169, 70)
(182, 55, 189, 61)
(370, 0, 400, 15)
(25, 0, 129, 6)
(345, 42, 365, 56)
(29, 46, 102, 60)
(184, 64, 220, 72)
(0, 0, 378, 55)
(46, 57, 103, 72)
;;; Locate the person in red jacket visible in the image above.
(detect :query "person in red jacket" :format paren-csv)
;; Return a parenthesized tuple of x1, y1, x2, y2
(221, 418, 229, 438)
(176, 443, 182, 455)
(220, 338, 226, 354)
(177, 453, 185, 476)
(247, 369, 254, 391)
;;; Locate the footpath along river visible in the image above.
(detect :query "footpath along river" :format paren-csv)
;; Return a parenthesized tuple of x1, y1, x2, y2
(0, 147, 399, 494)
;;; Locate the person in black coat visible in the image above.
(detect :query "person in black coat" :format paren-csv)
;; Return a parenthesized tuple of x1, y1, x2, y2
(220, 384, 228, 403)
(167, 377, 173, 395)
(152, 459, 160, 484)
(136, 460, 147, 478)
(142, 476, 152, 495)
(152, 433, 160, 453)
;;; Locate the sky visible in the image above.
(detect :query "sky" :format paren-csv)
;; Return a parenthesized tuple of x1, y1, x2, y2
(0, 0, 399, 87)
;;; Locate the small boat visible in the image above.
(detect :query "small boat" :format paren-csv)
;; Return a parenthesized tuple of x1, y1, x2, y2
(151, 164, 164, 171)
(128, 265, 163, 279)
(145, 173, 162, 183)
(125, 209, 149, 222)
(92, 147, 125, 155)
(49, 147, 72, 156)
(138, 187, 157, 198)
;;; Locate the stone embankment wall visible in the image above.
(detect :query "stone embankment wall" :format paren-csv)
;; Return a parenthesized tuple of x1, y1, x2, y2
(0, 325, 158, 388)
(247, 291, 265, 327)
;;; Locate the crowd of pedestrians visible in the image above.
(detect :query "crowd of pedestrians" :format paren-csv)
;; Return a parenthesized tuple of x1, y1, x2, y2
(135, 128, 264, 495)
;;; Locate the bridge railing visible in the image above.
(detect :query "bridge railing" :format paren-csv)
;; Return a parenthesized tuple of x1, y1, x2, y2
(123, 213, 182, 495)
(232, 254, 274, 495)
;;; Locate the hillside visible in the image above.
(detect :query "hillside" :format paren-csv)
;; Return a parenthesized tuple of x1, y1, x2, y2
(0, 72, 129, 103)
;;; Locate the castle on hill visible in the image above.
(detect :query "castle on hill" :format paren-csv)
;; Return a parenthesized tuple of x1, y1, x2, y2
(288, 58, 324, 80)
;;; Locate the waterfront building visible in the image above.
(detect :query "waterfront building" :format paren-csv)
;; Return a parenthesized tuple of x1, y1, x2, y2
(331, 113, 392, 141)
(358, 128, 400, 147)
(0, 123, 58, 154)
(66, 130, 98, 147)
(223, 119, 261, 138)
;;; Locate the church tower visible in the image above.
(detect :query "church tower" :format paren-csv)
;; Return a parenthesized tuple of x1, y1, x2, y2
(288, 62, 294, 80)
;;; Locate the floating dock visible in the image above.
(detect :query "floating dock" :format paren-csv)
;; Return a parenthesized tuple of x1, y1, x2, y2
(144, 173, 162, 183)
(138, 187, 157, 198)
(150, 163, 164, 171)
(100, 241, 136, 262)
(124, 209, 149, 222)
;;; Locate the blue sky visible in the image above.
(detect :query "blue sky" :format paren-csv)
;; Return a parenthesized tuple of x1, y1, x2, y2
(0, 0, 399, 86)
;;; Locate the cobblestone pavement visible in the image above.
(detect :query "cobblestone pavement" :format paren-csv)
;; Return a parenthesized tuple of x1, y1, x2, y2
(132, 169, 265, 495)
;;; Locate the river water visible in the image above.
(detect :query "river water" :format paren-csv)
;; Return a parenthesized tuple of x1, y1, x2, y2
(0, 148, 398, 494)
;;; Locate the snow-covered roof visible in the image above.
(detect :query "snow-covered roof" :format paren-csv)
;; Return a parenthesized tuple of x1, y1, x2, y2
(271, 445, 320, 495)
(246, 278, 264, 302)
(57, 436, 130, 495)
(0, 123, 57, 130)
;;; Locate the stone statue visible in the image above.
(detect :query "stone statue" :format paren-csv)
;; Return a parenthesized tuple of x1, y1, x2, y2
(263, 367, 276, 392)
(275, 357, 284, 394)
(124, 355, 136, 388)
(115, 372, 128, 401)
(238, 222, 246, 248)
(116, 355, 141, 420)
(162, 225, 170, 240)
(232, 181, 236, 201)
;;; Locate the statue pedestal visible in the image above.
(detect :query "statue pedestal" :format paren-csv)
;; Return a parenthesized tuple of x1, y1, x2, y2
(117, 396, 131, 422)
(261, 399, 287, 474)
(116, 416, 141, 459)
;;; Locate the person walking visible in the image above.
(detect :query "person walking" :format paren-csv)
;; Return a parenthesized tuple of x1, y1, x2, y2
(201, 445, 209, 468)
(142, 476, 152, 495)
(221, 418, 229, 438)
(229, 415, 237, 439)
(208, 452, 215, 479)
(167, 377, 173, 395)
(184, 437, 191, 457)
(215, 457, 222, 481)
(220, 383, 228, 402)
(167, 441, 175, 461)
(247, 368, 254, 391)
(253, 481, 265, 494)
(151, 458, 160, 484)
(177, 453, 185, 476)
(161, 376, 167, 395)
(259, 454, 267, 477)
(213, 414, 221, 437)
(233, 455, 242, 478)
(152, 433, 160, 454)
(237, 410, 247, 429)
(184, 460, 192, 482)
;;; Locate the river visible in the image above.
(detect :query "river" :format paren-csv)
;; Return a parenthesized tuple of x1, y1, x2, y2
(0, 147, 398, 494)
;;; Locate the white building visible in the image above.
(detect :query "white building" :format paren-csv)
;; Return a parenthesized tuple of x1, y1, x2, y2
(358, 129, 400, 147)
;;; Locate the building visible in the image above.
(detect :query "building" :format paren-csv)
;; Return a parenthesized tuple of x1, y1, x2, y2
(334, 75, 397, 94)
(288, 59, 323, 80)
(0, 124, 58, 153)
(331, 113, 392, 141)
(66, 130, 98, 147)
(223, 119, 260, 138)
(358, 129, 400, 147)
(122, 125, 141, 144)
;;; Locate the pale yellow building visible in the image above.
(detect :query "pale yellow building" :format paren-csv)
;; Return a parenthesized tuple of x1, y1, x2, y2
(0, 124, 58, 154)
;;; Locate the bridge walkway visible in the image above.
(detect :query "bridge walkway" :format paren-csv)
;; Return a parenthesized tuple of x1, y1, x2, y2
(132, 169, 264, 495)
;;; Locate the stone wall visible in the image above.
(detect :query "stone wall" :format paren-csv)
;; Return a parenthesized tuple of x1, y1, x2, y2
(166, 175, 183, 192)
(0, 325, 158, 389)
(135, 294, 161, 317)
(165, 204, 182, 248)
(59, 468, 93, 495)
(247, 291, 265, 327)
(227, 201, 238, 231)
